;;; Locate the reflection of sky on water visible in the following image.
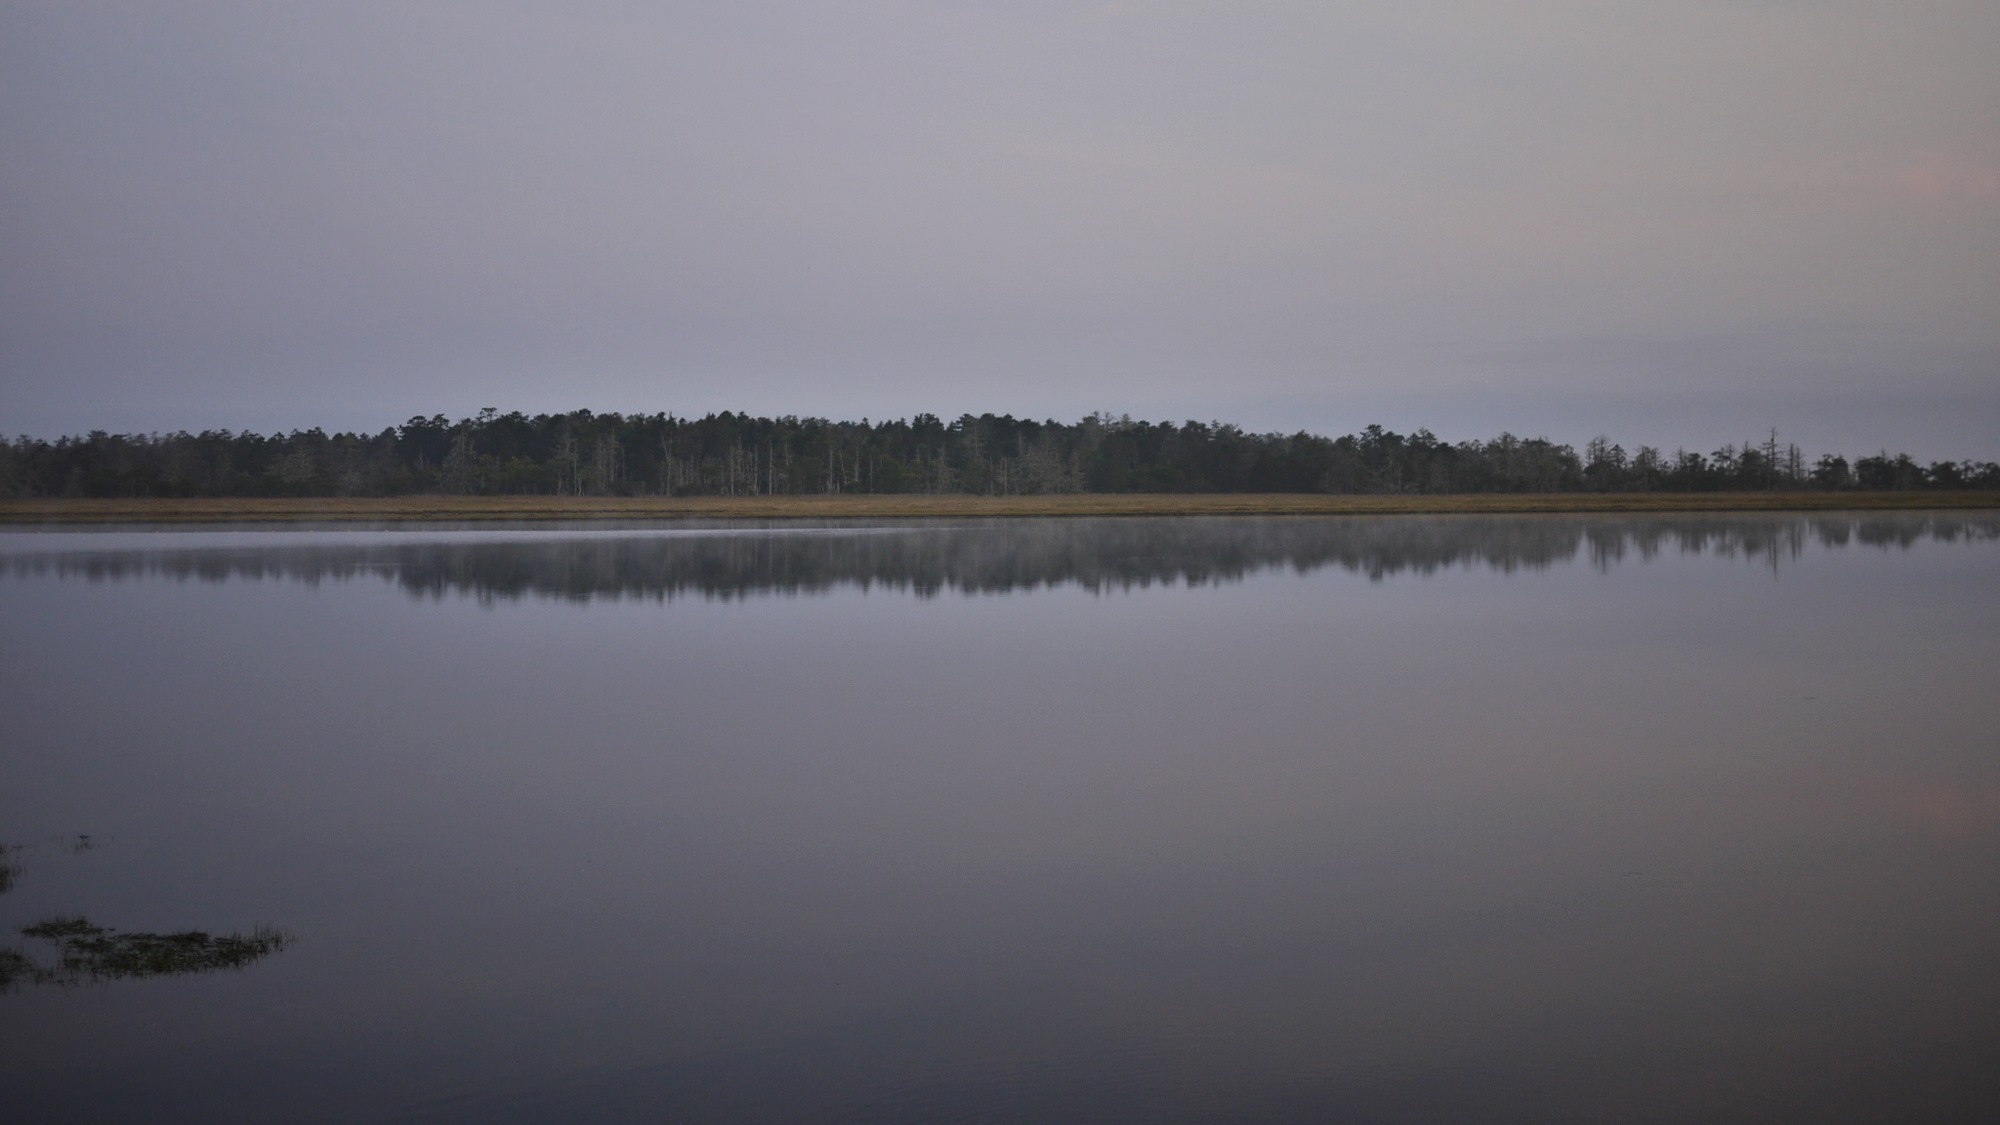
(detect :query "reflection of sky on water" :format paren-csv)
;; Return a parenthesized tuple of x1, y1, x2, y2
(2, 514, 1997, 1121)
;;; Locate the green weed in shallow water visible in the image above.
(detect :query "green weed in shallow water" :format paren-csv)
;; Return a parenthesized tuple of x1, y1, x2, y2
(0, 847, 294, 992)
(3, 915, 293, 990)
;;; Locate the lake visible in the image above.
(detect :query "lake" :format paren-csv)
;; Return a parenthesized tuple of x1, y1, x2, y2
(3, 513, 1997, 1122)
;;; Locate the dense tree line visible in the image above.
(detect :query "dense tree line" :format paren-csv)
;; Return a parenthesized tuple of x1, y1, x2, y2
(2, 409, 1995, 498)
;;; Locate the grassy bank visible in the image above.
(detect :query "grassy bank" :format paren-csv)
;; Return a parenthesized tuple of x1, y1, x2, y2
(3, 491, 1997, 523)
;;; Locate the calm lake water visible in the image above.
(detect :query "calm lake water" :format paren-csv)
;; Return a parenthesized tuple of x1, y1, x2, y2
(3, 513, 1998, 1123)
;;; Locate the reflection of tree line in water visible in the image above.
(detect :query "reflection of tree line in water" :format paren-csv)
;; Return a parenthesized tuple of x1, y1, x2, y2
(5, 513, 1997, 602)
(0, 841, 291, 993)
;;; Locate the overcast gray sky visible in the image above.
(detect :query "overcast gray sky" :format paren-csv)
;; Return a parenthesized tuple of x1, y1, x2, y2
(4, 1, 1996, 456)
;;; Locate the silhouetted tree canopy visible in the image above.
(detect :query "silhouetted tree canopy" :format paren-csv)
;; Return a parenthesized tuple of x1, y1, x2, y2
(3, 411, 1993, 498)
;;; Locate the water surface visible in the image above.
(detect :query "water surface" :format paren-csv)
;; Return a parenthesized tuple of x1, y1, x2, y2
(3, 514, 1997, 1122)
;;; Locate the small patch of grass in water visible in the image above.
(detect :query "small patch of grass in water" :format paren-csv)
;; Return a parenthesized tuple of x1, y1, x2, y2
(0, 843, 295, 993)
(4, 915, 293, 990)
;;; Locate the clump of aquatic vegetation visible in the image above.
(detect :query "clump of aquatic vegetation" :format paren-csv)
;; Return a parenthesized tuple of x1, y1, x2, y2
(0, 839, 294, 993)
(1, 916, 292, 990)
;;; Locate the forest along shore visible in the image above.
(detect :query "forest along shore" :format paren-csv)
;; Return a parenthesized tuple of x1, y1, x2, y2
(4, 492, 1998, 523)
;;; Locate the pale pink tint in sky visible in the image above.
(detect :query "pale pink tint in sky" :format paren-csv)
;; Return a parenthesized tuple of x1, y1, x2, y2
(1, 1, 1996, 457)
(1895, 153, 2000, 203)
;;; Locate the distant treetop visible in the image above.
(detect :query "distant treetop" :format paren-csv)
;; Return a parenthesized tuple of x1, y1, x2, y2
(3, 412, 1992, 498)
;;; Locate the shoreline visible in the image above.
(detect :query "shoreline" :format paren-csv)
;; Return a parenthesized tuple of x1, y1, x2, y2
(3, 491, 1997, 523)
